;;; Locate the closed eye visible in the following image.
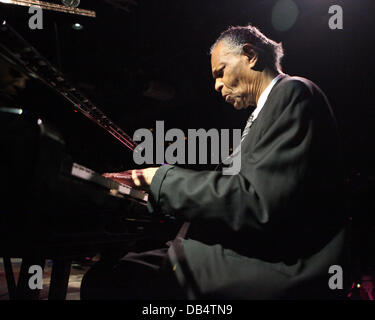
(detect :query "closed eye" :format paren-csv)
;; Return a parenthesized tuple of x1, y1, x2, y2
(213, 66, 225, 79)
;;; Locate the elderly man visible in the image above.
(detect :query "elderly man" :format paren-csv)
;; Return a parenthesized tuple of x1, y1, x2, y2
(81, 25, 348, 300)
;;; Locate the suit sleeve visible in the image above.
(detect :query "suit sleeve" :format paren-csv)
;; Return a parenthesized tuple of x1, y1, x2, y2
(147, 84, 315, 232)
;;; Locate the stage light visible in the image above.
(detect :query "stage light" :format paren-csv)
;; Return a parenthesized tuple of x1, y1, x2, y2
(0, 107, 23, 115)
(272, 0, 299, 31)
(72, 23, 83, 30)
(62, 0, 80, 8)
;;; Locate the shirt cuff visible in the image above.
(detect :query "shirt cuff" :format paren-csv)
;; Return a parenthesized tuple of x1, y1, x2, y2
(147, 164, 175, 214)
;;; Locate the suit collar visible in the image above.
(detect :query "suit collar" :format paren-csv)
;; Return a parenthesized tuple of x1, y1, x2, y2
(253, 73, 287, 121)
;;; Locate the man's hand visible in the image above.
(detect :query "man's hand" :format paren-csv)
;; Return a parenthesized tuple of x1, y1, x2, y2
(103, 167, 159, 190)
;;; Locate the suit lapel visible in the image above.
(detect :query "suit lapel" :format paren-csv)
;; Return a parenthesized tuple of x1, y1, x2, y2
(241, 74, 289, 150)
(216, 74, 290, 171)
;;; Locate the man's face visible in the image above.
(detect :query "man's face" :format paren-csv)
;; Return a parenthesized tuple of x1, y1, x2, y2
(211, 40, 255, 110)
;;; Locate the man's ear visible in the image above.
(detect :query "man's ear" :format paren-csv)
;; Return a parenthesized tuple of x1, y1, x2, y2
(242, 43, 258, 68)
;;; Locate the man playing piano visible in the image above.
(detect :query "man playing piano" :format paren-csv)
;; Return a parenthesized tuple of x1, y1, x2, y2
(81, 25, 348, 300)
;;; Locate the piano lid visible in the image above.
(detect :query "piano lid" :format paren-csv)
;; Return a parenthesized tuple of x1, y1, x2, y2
(0, 20, 137, 152)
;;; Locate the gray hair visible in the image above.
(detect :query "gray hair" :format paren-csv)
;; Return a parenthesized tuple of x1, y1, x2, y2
(210, 25, 284, 72)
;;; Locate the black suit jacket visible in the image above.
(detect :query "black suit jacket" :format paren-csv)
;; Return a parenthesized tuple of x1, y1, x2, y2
(147, 75, 349, 299)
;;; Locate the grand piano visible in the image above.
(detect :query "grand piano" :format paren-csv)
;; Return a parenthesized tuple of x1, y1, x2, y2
(0, 1, 176, 300)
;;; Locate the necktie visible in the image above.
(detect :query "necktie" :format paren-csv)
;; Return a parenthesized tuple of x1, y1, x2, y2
(219, 112, 255, 168)
(241, 113, 255, 142)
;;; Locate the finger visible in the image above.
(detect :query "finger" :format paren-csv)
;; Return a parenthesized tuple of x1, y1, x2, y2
(103, 171, 132, 179)
(132, 169, 141, 187)
(103, 172, 136, 188)
(137, 169, 147, 187)
(102, 173, 112, 177)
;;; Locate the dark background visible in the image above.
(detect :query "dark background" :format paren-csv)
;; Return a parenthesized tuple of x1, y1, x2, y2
(1, 0, 374, 275)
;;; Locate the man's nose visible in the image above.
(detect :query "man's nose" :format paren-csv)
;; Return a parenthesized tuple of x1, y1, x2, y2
(215, 79, 223, 93)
